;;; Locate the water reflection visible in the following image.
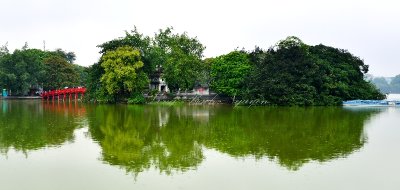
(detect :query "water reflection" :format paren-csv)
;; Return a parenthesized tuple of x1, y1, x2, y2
(87, 105, 204, 176)
(203, 107, 377, 170)
(87, 105, 380, 175)
(0, 100, 381, 175)
(0, 100, 86, 154)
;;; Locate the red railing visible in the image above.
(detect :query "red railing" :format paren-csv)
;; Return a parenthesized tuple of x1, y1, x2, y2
(41, 87, 86, 101)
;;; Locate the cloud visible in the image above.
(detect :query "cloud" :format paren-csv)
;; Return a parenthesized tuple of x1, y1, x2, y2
(1, 0, 399, 76)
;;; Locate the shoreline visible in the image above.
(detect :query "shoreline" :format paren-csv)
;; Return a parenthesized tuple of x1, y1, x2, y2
(1, 96, 41, 100)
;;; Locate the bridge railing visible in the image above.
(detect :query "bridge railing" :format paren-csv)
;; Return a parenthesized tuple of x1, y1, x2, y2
(41, 87, 86, 100)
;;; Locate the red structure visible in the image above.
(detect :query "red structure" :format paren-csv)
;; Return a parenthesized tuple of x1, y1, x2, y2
(41, 87, 86, 101)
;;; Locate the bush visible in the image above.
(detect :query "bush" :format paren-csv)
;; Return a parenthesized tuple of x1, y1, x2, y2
(128, 92, 146, 104)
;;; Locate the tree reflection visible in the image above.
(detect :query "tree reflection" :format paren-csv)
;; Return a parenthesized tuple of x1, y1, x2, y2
(203, 107, 377, 170)
(1, 101, 376, 175)
(0, 100, 86, 154)
(88, 105, 204, 176)
(88, 105, 379, 175)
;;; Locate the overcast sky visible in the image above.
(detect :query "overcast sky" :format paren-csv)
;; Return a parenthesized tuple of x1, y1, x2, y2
(0, 0, 399, 77)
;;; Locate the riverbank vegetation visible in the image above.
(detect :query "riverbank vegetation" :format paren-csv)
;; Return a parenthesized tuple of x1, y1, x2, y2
(85, 28, 383, 105)
(239, 37, 385, 105)
(0, 27, 385, 105)
(0, 44, 86, 95)
(85, 27, 206, 103)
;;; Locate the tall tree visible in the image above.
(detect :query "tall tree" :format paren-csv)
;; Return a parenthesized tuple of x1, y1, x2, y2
(0, 44, 10, 89)
(85, 62, 107, 101)
(309, 44, 384, 102)
(49, 49, 76, 64)
(100, 46, 149, 101)
(0, 46, 84, 95)
(154, 27, 205, 91)
(210, 51, 252, 100)
(95, 27, 206, 93)
(246, 37, 319, 105)
(244, 36, 384, 106)
(0, 49, 47, 95)
(98, 27, 153, 75)
(43, 56, 78, 90)
(0, 43, 9, 58)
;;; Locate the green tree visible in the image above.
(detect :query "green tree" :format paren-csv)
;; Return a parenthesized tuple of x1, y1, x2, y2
(245, 37, 319, 105)
(72, 64, 88, 87)
(210, 51, 252, 100)
(88, 27, 207, 101)
(43, 56, 78, 90)
(87, 28, 151, 102)
(244, 37, 384, 106)
(0, 46, 83, 95)
(50, 48, 76, 64)
(0, 44, 10, 89)
(309, 44, 384, 102)
(0, 43, 9, 58)
(154, 27, 205, 91)
(196, 58, 213, 88)
(98, 27, 154, 76)
(85, 63, 109, 102)
(100, 46, 149, 102)
(0, 49, 47, 95)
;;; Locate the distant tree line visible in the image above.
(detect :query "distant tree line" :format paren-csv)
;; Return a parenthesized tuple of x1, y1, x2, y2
(0, 43, 87, 95)
(370, 75, 400, 94)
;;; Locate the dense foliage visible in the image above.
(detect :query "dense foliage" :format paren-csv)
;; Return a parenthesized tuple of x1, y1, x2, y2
(86, 27, 206, 103)
(154, 28, 205, 91)
(100, 46, 148, 102)
(1, 31, 385, 105)
(0, 44, 86, 95)
(213, 37, 384, 105)
(210, 51, 251, 100)
(43, 56, 79, 90)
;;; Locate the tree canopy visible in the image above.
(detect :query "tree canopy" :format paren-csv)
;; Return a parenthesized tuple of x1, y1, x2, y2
(207, 36, 384, 105)
(43, 56, 79, 90)
(154, 28, 205, 91)
(1, 30, 385, 105)
(210, 51, 252, 100)
(100, 46, 148, 101)
(0, 44, 86, 95)
(243, 37, 384, 105)
(86, 27, 206, 103)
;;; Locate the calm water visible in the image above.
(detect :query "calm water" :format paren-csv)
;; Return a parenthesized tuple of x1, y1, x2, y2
(0, 100, 399, 190)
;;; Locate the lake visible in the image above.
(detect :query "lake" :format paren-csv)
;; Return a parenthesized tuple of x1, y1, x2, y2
(0, 100, 399, 190)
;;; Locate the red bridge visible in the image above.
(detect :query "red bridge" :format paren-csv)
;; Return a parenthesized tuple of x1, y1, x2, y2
(41, 87, 86, 101)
